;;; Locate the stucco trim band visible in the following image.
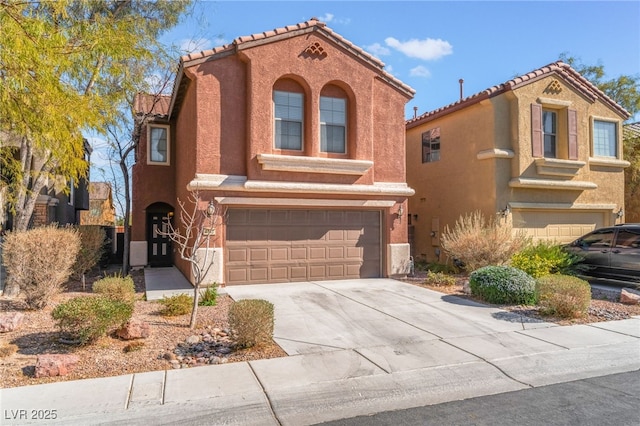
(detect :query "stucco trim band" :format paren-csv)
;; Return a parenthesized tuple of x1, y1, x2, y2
(215, 197, 396, 208)
(256, 153, 373, 175)
(188, 174, 415, 196)
(509, 202, 617, 211)
(588, 157, 631, 168)
(509, 178, 597, 190)
(476, 149, 515, 160)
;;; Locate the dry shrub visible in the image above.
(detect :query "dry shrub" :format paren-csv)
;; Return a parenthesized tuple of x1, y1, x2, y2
(423, 271, 456, 287)
(93, 274, 136, 304)
(2, 225, 80, 309)
(441, 211, 530, 272)
(72, 225, 106, 280)
(536, 275, 591, 318)
(123, 341, 145, 353)
(228, 299, 274, 348)
(0, 342, 18, 358)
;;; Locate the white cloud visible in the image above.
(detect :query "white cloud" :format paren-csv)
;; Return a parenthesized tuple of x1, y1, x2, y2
(365, 42, 391, 57)
(316, 13, 351, 25)
(385, 65, 394, 74)
(318, 12, 334, 22)
(385, 37, 453, 61)
(410, 65, 431, 78)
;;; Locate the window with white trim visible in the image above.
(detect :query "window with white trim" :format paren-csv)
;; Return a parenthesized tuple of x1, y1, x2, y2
(320, 96, 346, 153)
(148, 125, 170, 165)
(542, 110, 557, 158)
(274, 91, 303, 150)
(593, 120, 617, 158)
(421, 127, 440, 163)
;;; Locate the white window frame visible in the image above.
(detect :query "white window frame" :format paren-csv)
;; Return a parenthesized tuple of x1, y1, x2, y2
(273, 90, 304, 151)
(68, 177, 74, 206)
(147, 124, 170, 165)
(320, 96, 347, 154)
(592, 118, 618, 158)
(542, 109, 557, 158)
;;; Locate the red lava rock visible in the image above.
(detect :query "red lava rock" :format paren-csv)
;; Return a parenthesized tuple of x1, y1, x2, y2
(35, 354, 80, 378)
(115, 320, 150, 340)
(0, 312, 25, 332)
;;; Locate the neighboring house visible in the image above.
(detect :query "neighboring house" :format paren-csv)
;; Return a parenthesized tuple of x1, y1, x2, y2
(132, 19, 415, 285)
(79, 182, 116, 226)
(406, 61, 630, 263)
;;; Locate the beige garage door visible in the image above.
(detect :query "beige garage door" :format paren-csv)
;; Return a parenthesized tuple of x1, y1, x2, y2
(225, 209, 381, 285)
(513, 210, 605, 243)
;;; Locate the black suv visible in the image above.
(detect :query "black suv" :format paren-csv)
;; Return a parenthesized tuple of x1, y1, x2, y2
(566, 224, 640, 284)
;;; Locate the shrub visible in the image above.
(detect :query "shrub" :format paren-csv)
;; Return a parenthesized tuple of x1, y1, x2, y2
(426, 262, 458, 274)
(52, 296, 133, 345)
(159, 293, 193, 316)
(536, 275, 591, 318)
(1, 225, 80, 309)
(123, 341, 145, 353)
(199, 285, 218, 306)
(228, 299, 274, 348)
(511, 241, 584, 278)
(441, 211, 530, 272)
(71, 225, 106, 280)
(423, 271, 457, 287)
(469, 265, 537, 305)
(93, 274, 136, 304)
(0, 342, 18, 358)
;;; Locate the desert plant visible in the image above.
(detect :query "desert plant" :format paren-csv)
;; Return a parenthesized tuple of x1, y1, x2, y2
(71, 225, 106, 284)
(158, 293, 193, 316)
(469, 265, 537, 305)
(1, 225, 81, 309)
(0, 342, 18, 358)
(511, 241, 584, 278)
(228, 299, 274, 348)
(199, 285, 218, 306)
(93, 274, 136, 304)
(441, 211, 530, 272)
(123, 341, 145, 353)
(536, 275, 592, 318)
(52, 296, 133, 345)
(423, 271, 457, 287)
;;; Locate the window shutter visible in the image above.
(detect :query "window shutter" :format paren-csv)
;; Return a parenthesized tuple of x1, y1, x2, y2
(531, 104, 543, 157)
(568, 109, 578, 160)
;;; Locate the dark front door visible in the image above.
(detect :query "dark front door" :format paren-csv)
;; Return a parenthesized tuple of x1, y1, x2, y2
(147, 211, 172, 267)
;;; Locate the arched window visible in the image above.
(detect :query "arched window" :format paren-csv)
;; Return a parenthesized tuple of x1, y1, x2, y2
(273, 79, 305, 151)
(320, 85, 348, 154)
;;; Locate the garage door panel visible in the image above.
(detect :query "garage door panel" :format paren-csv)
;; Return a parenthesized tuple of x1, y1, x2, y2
(225, 209, 381, 285)
(513, 211, 605, 243)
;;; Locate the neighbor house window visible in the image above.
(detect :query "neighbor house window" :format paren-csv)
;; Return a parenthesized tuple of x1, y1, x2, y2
(68, 178, 74, 206)
(421, 127, 440, 163)
(148, 124, 170, 165)
(274, 91, 303, 150)
(543, 110, 557, 158)
(593, 120, 617, 157)
(320, 96, 346, 153)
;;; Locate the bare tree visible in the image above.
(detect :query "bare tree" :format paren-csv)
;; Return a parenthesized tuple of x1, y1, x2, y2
(159, 191, 223, 329)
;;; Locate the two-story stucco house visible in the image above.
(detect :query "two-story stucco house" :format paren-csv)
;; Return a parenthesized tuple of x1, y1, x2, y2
(132, 19, 415, 285)
(406, 61, 630, 263)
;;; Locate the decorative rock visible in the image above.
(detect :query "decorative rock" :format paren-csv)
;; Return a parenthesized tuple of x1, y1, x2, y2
(35, 354, 80, 378)
(620, 288, 640, 305)
(0, 312, 25, 332)
(185, 335, 201, 344)
(162, 352, 177, 361)
(115, 320, 150, 340)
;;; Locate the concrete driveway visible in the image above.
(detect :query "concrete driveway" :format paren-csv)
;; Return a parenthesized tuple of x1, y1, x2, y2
(225, 278, 554, 357)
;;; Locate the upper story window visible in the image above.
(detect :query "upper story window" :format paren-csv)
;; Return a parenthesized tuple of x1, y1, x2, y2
(422, 127, 440, 163)
(68, 178, 75, 206)
(542, 110, 557, 158)
(320, 96, 346, 153)
(274, 90, 303, 150)
(593, 120, 617, 158)
(148, 124, 170, 165)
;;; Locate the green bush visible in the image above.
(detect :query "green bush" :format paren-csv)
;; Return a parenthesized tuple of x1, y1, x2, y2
(1, 225, 80, 309)
(199, 285, 218, 306)
(469, 265, 536, 305)
(93, 274, 136, 304)
(423, 271, 457, 287)
(536, 275, 591, 318)
(441, 211, 530, 272)
(52, 296, 133, 345)
(71, 225, 106, 280)
(159, 293, 193, 316)
(511, 241, 584, 278)
(228, 299, 274, 348)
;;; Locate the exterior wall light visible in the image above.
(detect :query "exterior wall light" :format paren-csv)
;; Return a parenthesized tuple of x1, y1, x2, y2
(206, 200, 215, 217)
(499, 205, 511, 218)
(616, 208, 624, 219)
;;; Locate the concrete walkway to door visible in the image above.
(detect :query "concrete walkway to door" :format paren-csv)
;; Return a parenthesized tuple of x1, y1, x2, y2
(143, 267, 193, 300)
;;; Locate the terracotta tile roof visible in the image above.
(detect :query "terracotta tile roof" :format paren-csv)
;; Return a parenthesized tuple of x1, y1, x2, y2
(406, 61, 630, 129)
(133, 92, 171, 117)
(624, 122, 640, 137)
(167, 18, 413, 117)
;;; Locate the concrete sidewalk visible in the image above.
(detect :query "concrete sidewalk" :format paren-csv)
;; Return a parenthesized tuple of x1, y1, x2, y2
(1, 279, 639, 425)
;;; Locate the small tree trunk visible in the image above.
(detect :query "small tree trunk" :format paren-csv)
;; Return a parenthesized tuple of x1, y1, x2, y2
(189, 284, 200, 329)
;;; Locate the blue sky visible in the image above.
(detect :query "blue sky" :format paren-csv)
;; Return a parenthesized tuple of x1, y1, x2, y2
(162, 0, 640, 120)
